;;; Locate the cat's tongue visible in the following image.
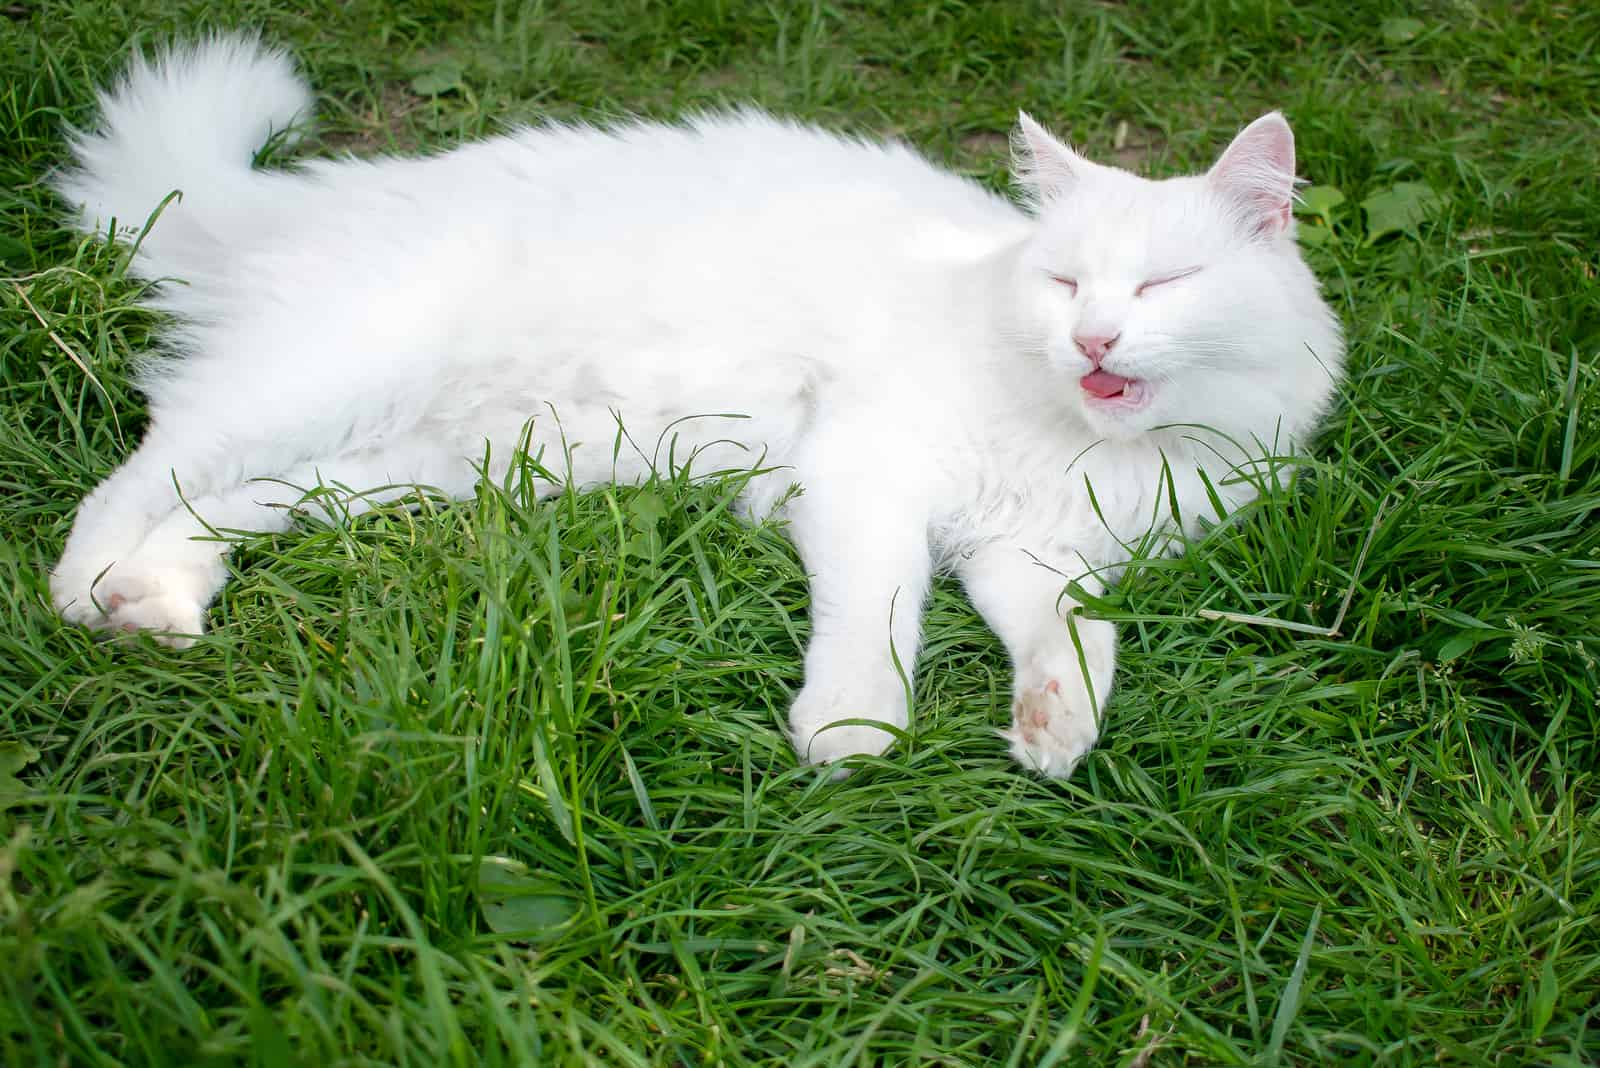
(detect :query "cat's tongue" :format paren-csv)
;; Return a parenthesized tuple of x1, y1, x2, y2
(1080, 369, 1132, 399)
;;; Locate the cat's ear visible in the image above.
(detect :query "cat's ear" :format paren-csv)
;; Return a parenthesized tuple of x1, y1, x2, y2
(1012, 111, 1087, 199)
(1208, 112, 1297, 237)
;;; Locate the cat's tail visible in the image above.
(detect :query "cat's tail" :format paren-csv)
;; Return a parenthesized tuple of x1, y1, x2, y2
(53, 35, 313, 277)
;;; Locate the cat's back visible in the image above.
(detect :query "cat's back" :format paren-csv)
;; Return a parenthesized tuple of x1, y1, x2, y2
(544, 110, 1002, 210)
(600, 110, 1013, 227)
(292, 109, 1020, 254)
(198, 108, 1021, 435)
(272, 110, 1024, 374)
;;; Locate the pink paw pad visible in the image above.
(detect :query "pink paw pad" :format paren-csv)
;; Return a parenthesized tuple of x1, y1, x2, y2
(1012, 682, 1062, 740)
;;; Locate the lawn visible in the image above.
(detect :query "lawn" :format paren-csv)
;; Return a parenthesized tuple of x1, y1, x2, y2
(2, 1, 1597, 1064)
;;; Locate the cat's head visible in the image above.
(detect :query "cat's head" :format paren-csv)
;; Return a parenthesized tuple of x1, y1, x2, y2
(1009, 111, 1344, 448)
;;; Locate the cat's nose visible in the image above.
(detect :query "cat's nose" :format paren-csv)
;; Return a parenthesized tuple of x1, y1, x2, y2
(1073, 332, 1120, 366)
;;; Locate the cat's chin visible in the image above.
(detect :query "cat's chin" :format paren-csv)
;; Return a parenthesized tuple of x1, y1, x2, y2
(1072, 377, 1162, 439)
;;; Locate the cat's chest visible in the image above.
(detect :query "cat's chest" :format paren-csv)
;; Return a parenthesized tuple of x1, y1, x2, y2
(937, 429, 1230, 567)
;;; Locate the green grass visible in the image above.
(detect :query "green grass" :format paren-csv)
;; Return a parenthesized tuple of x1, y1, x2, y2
(3, 1, 1598, 1064)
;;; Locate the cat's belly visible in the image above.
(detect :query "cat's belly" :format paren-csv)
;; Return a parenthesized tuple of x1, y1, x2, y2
(409, 345, 828, 506)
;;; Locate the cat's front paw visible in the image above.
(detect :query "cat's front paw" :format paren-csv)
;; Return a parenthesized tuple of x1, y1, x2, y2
(51, 563, 208, 649)
(1002, 677, 1101, 779)
(788, 673, 909, 775)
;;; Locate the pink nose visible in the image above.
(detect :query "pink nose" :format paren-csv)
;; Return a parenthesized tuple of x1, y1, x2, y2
(1074, 333, 1119, 366)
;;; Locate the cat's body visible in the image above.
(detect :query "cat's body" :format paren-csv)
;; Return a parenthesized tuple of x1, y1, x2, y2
(50, 38, 1343, 776)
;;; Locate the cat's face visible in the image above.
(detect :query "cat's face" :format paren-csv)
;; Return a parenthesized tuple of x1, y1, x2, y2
(1011, 113, 1342, 445)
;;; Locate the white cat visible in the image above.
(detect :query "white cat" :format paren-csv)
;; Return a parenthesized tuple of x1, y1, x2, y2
(49, 37, 1343, 778)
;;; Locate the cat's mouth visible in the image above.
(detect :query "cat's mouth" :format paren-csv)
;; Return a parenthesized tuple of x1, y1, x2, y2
(1079, 370, 1145, 406)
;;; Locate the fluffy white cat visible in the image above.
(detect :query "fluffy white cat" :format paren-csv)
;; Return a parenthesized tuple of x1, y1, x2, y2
(49, 37, 1343, 777)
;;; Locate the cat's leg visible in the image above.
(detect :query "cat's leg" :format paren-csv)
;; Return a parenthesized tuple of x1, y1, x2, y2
(958, 542, 1117, 778)
(51, 429, 222, 633)
(785, 490, 932, 771)
(59, 442, 474, 646)
(64, 479, 292, 646)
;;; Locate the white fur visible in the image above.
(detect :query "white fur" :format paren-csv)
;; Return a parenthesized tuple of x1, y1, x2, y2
(49, 37, 1344, 778)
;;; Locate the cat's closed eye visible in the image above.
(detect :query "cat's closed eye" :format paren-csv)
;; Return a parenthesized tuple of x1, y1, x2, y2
(1134, 266, 1202, 297)
(1049, 275, 1078, 295)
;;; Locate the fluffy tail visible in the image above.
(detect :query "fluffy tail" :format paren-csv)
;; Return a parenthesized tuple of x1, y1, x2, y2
(53, 36, 313, 274)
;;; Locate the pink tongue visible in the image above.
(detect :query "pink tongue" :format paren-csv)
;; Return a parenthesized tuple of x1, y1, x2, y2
(1080, 369, 1132, 398)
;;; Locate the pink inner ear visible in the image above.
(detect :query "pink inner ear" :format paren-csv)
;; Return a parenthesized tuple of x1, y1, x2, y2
(1209, 113, 1296, 235)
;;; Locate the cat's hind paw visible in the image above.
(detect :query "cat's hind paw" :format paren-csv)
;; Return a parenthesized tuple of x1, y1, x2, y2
(1001, 678, 1100, 779)
(52, 566, 208, 649)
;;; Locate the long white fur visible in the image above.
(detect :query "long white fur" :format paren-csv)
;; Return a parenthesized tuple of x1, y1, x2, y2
(49, 37, 1344, 778)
